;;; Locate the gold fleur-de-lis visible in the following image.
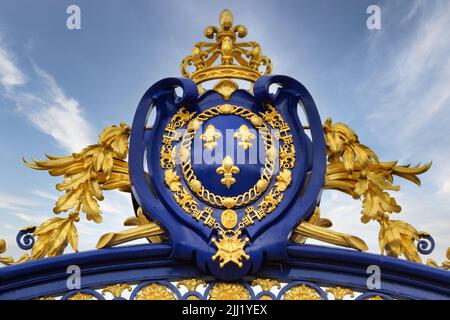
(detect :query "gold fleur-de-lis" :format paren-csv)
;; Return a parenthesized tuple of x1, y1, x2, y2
(200, 124, 222, 150)
(234, 124, 256, 150)
(216, 156, 240, 189)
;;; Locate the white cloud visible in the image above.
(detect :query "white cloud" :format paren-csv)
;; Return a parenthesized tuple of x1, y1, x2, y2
(366, 1, 450, 149)
(440, 179, 450, 195)
(33, 190, 58, 201)
(0, 45, 25, 88)
(0, 38, 95, 153)
(0, 192, 49, 227)
(0, 192, 39, 211)
(9, 212, 47, 224)
(401, 0, 425, 24)
(357, 1, 450, 262)
(12, 65, 96, 152)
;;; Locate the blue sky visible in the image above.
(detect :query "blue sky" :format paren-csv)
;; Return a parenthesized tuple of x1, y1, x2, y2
(0, 0, 449, 263)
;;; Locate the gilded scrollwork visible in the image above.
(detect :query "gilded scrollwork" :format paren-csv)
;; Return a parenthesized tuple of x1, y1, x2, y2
(177, 279, 207, 292)
(1, 12, 446, 307)
(135, 284, 176, 300)
(101, 284, 132, 298)
(67, 292, 96, 300)
(282, 285, 322, 300)
(209, 283, 250, 300)
(251, 278, 281, 292)
(326, 287, 354, 300)
(33, 278, 399, 300)
(323, 118, 433, 263)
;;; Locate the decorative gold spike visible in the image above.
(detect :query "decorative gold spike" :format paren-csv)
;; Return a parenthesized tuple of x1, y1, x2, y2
(181, 9, 272, 84)
(234, 124, 256, 150)
(216, 156, 240, 188)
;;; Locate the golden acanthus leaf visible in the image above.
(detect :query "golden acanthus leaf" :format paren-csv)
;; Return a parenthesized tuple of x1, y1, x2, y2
(323, 119, 432, 263)
(0, 239, 31, 266)
(31, 213, 80, 259)
(378, 217, 423, 263)
(24, 123, 131, 224)
(324, 119, 378, 174)
(19, 123, 131, 260)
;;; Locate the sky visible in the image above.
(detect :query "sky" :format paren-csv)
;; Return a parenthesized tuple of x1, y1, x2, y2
(0, 0, 449, 264)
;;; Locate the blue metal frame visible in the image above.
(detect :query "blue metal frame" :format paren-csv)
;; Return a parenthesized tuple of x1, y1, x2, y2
(1, 243, 448, 300)
(2, 75, 448, 300)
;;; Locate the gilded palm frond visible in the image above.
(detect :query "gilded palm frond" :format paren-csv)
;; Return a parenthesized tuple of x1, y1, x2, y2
(19, 122, 131, 260)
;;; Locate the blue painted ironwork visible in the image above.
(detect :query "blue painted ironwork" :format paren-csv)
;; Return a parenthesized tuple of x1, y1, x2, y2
(417, 234, 435, 255)
(128, 75, 326, 280)
(15, 227, 36, 251)
(1, 243, 448, 300)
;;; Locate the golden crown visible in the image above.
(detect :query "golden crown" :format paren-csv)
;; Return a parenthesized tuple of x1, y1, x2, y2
(181, 9, 272, 84)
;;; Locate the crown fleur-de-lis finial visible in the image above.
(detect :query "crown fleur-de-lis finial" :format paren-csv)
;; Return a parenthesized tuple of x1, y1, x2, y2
(181, 9, 272, 84)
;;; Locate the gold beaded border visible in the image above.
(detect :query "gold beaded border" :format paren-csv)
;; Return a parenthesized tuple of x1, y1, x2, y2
(160, 104, 296, 232)
(179, 104, 275, 209)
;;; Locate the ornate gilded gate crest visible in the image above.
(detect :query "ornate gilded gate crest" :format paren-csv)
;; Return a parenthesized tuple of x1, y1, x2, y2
(128, 9, 326, 279)
(1, 9, 449, 300)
